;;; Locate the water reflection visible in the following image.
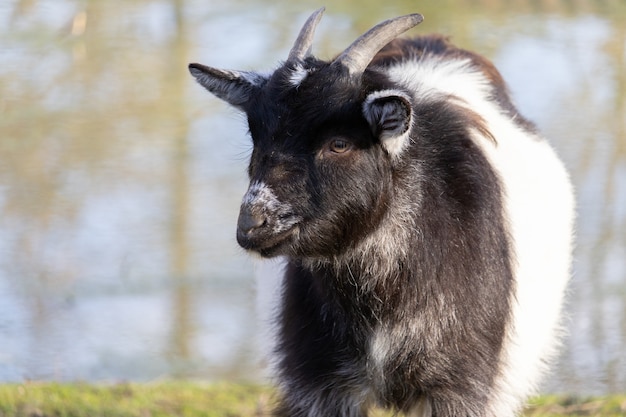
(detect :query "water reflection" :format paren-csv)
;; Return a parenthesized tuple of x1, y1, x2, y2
(0, 0, 624, 394)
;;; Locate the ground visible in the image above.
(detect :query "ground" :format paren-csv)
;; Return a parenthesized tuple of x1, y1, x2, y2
(0, 382, 624, 417)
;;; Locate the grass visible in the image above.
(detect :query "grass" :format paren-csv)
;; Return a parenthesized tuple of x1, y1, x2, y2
(0, 382, 624, 417)
(0, 382, 268, 417)
(523, 395, 626, 417)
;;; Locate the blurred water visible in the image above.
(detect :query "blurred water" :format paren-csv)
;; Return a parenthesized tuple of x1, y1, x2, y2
(0, 0, 624, 394)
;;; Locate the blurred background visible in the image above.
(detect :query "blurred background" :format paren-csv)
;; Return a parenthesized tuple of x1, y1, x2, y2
(0, 0, 624, 395)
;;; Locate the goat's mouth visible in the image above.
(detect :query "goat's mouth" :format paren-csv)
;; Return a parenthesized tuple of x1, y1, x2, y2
(256, 229, 298, 258)
(236, 223, 299, 258)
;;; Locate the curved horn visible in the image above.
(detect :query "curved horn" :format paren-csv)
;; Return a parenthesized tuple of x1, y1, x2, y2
(334, 13, 423, 76)
(287, 7, 326, 62)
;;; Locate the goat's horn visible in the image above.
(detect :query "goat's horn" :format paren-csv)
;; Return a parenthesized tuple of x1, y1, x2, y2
(334, 13, 423, 76)
(287, 7, 326, 62)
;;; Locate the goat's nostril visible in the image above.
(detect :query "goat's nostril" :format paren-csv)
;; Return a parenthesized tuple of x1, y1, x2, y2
(237, 209, 266, 234)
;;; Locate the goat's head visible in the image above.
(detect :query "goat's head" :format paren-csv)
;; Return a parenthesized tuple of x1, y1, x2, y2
(189, 8, 423, 258)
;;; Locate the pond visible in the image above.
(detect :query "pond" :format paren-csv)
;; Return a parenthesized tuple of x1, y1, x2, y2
(0, 0, 624, 395)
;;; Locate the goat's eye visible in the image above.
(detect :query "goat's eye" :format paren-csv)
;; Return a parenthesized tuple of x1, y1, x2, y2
(328, 138, 352, 154)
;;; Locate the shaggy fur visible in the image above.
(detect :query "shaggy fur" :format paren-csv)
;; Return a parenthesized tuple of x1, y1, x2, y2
(189, 11, 574, 417)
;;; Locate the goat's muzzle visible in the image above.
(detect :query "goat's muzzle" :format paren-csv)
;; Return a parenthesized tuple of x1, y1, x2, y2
(236, 182, 300, 257)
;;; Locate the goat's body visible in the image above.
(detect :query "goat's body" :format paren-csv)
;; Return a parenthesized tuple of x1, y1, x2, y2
(274, 37, 574, 417)
(190, 12, 574, 416)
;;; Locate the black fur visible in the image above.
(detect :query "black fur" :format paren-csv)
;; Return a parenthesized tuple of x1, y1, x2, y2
(272, 91, 513, 416)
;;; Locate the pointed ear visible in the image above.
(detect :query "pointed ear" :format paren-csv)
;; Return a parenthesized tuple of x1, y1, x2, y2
(363, 90, 413, 157)
(188, 63, 267, 109)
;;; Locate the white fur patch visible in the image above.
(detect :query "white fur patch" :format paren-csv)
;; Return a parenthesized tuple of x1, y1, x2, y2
(288, 63, 310, 87)
(472, 123, 574, 416)
(242, 181, 277, 207)
(242, 181, 301, 233)
(385, 57, 492, 107)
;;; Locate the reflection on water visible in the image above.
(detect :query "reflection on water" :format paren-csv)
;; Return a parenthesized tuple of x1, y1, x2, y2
(0, 0, 624, 394)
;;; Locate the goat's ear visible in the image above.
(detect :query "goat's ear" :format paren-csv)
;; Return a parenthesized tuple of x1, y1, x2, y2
(188, 63, 267, 109)
(363, 90, 413, 157)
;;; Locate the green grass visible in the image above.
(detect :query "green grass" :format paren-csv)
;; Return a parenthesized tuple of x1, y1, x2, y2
(0, 382, 624, 417)
(523, 394, 626, 417)
(0, 382, 269, 417)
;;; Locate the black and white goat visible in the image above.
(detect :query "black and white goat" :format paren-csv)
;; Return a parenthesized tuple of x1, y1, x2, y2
(189, 8, 574, 417)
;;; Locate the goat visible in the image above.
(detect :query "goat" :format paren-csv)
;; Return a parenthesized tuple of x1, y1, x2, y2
(189, 8, 574, 417)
